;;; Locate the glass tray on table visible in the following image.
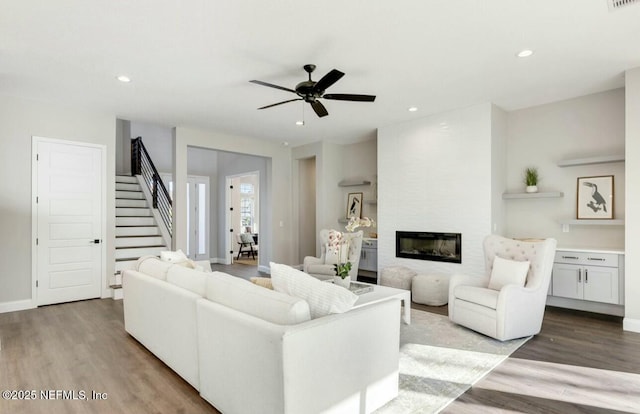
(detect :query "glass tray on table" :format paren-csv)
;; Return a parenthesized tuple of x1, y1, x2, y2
(325, 279, 374, 295)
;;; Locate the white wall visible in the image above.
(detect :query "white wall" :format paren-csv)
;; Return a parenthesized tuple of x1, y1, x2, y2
(378, 103, 500, 277)
(505, 89, 625, 249)
(292, 139, 377, 261)
(624, 68, 640, 332)
(340, 138, 378, 231)
(174, 127, 291, 270)
(297, 157, 316, 263)
(491, 105, 508, 235)
(0, 95, 116, 310)
(130, 121, 173, 172)
(187, 146, 219, 261)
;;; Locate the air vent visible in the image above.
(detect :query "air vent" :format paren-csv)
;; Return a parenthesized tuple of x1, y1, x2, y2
(608, 0, 640, 11)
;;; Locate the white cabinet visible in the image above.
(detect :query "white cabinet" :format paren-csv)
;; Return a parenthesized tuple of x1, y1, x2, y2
(549, 249, 624, 315)
(552, 263, 619, 304)
(359, 239, 377, 272)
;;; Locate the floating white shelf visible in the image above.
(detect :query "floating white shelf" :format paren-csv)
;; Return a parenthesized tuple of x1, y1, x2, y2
(338, 179, 371, 187)
(502, 191, 564, 199)
(559, 219, 624, 226)
(557, 154, 625, 167)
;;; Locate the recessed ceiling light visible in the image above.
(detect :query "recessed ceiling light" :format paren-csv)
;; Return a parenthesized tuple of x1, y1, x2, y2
(408, 107, 418, 112)
(116, 75, 131, 83)
(282, 141, 289, 146)
(516, 49, 534, 58)
(295, 121, 304, 126)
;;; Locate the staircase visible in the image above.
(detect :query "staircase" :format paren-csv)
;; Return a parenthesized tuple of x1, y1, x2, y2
(114, 175, 169, 286)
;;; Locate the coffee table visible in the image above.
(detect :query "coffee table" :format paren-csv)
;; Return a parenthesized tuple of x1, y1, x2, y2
(352, 283, 412, 325)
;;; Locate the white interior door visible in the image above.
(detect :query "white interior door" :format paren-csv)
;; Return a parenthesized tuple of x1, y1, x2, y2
(35, 138, 103, 306)
(160, 173, 209, 260)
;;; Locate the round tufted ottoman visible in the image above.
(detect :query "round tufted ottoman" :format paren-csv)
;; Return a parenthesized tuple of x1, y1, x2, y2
(412, 274, 450, 306)
(379, 266, 416, 290)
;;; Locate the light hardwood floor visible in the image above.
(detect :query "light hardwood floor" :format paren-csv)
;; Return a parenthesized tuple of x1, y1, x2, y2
(1, 263, 639, 413)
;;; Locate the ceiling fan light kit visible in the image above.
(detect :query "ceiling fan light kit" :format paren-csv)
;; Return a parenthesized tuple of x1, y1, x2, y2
(250, 64, 376, 118)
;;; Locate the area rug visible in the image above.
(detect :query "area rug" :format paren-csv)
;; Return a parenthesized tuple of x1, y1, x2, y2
(376, 309, 530, 413)
(234, 257, 257, 266)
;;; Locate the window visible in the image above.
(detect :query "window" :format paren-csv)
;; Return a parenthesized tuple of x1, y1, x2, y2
(240, 197, 253, 228)
(240, 183, 255, 231)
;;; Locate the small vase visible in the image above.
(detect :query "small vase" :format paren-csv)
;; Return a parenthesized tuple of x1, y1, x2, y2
(526, 185, 538, 193)
(333, 275, 351, 289)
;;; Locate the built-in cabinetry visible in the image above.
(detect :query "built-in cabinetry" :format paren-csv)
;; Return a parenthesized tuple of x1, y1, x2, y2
(547, 248, 624, 316)
(358, 238, 378, 283)
(360, 239, 377, 272)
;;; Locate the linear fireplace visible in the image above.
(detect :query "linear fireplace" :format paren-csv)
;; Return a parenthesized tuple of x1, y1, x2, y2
(396, 231, 462, 263)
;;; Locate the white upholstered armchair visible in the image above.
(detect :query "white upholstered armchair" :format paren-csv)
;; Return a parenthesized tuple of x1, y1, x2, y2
(303, 229, 363, 281)
(449, 235, 557, 341)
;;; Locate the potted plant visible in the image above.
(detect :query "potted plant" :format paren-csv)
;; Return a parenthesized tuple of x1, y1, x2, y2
(524, 167, 539, 193)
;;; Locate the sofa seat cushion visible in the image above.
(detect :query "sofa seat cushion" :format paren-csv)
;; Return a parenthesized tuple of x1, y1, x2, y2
(136, 255, 174, 281)
(453, 285, 499, 310)
(270, 262, 358, 319)
(206, 271, 311, 325)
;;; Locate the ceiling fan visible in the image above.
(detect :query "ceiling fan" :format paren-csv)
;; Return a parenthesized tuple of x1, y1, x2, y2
(250, 64, 376, 118)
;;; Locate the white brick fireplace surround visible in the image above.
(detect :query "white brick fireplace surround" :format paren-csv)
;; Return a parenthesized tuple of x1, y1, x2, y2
(377, 102, 506, 277)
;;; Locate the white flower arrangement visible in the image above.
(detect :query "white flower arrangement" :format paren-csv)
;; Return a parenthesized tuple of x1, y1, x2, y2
(345, 216, 376, 232)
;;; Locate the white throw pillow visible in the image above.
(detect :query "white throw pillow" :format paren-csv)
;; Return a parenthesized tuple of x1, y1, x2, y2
(488, 256, 530, 291)
(160, 249, 188, 264)
(324, 242, 349, 265)
(206, 271, 310, 325)
(270, 262, 358, 319)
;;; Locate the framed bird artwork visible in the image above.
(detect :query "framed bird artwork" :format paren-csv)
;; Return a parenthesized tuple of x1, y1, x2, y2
(577, 175, 614, 219)
(346, 192, 363, 219)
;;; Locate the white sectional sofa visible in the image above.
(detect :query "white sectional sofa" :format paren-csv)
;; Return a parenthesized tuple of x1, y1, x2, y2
(123, 256, 401, 414)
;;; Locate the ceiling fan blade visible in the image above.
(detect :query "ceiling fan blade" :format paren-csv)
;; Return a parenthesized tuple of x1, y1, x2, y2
(258, 98, 303, 110)
(312, 69, 344, 93)
(323, 93, 376, 102)
(311, 100, 329, 117)
(250, 80, 297, 94)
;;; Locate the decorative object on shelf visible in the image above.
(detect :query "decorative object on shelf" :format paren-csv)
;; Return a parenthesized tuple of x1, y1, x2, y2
(524, 167, 539, 193)
(345, 216, 376, 232)
(346, 192, 363, 219)
(577, 175, 614, 219)
(346, 215, 376, 239)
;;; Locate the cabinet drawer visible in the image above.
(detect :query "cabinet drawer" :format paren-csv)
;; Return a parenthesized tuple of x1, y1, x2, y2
(362, 239, 378, 248)
(554, 251, 618, 267)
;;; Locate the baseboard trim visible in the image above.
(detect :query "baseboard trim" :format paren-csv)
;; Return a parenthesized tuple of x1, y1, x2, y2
(623, 317, 640, 333)
(0, 299, 35, 314)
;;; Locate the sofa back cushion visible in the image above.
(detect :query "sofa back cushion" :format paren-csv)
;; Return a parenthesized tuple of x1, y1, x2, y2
(136, 255, 174, 281)
(205, 271, 311, 325)
(167, 265, 208, 297)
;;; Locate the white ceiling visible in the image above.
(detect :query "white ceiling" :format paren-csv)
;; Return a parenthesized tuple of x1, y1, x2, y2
(2, 1, 640, 146)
